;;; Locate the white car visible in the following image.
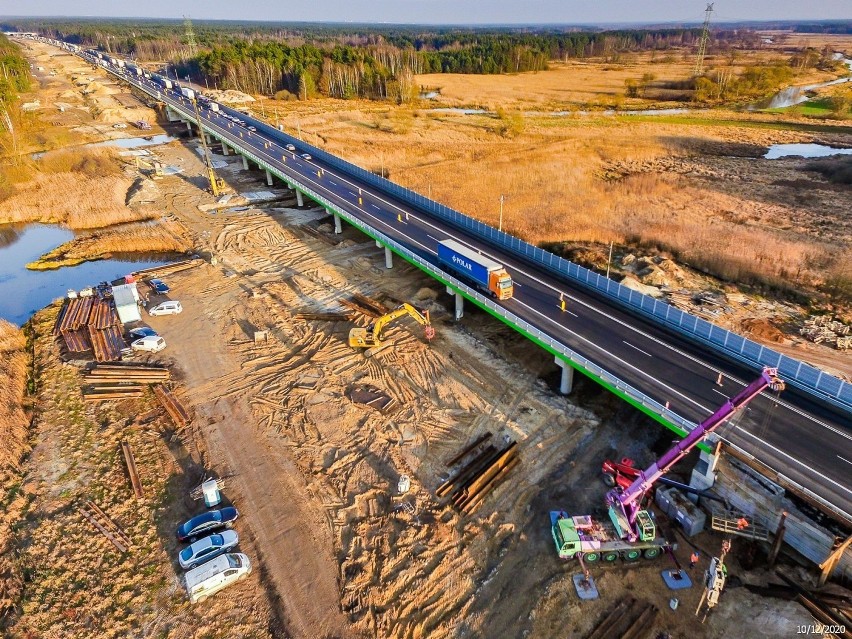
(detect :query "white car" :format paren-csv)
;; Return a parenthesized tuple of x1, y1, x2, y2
(131, 335, 167, 352)
(300, 153, 312, 161)
(285, 144, 296, 151)
(149, 300, 182, 316)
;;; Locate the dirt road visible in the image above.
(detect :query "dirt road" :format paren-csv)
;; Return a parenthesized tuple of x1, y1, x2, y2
(151, 273, 353, 638)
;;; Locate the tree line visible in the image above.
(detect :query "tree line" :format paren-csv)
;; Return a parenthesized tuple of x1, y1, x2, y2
(0, 35, 30, 105)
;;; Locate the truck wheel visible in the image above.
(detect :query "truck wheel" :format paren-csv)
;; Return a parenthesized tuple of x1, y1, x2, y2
(643, 548, 661, 560)
(602, 473, 616, 487)
(584, 552, 600, 562)
(603, 552, 619, 562)
(624, 549, 641, 561)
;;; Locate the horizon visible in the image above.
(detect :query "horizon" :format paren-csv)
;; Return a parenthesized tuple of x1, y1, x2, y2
(2, 0, 851, 26)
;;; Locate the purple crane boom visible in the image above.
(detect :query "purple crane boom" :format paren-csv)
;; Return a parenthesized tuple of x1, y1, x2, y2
(607, 367, 784, 541)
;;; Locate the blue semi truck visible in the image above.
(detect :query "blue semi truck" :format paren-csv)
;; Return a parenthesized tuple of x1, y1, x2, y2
(437, 240, 514, 300)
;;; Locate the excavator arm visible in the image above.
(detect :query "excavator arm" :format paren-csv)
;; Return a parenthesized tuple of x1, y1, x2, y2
(349, 303, 433, 349)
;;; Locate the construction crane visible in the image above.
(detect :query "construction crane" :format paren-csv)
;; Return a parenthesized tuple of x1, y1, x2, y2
(551, 368, 784, 562)
(349, 303, 435, 350)
(190, 97, 226, 196)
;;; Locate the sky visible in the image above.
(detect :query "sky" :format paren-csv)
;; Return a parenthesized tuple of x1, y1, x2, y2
(2, 0, 850, 25)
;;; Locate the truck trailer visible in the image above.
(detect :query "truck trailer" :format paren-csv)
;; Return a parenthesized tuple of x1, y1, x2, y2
(180, 87, 196, 100)
(437, 239, 513, 300)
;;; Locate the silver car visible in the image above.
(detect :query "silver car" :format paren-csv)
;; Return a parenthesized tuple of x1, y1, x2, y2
(179, 530, 240, 569)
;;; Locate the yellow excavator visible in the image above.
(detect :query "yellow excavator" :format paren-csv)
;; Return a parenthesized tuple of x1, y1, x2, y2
(349, 303, 435, 350)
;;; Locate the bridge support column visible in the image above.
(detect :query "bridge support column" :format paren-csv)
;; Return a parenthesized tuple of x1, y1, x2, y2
(296, 190, 304, 207)
(221, 142, 229, 155)
(688, 437, 721, 504)
(165, 106, 181, 122)
(241, 155, 249, 170)
(555, 357, 574, 395)
(186, 120, 193, 135)
(447, 286, 463, 320)
(384, 247, 393, 269)
(265, 169, 273, 186)
(333, 212, 342, 234)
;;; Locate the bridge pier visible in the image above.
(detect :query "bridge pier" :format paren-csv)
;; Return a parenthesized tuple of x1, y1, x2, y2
(186, 120, 193, 135)
(384, 247, 393, 269)
(296, 190, 304, 207)
(447, 286, 464, 320)
(241, 155, 249, 170)
(688, 437, 721, 503)
(165, 106, 181, 122)
(555, 357, 574, 394)
(333, 212, 342, 234)
(221, 142, 228, 156)
(265, 169, 273, 186)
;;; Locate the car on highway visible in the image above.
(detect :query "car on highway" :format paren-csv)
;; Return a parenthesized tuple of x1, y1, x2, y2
(176, 507, 239, 542)
(285, 144, 296, 152)
(178, 530, 239, 569)
(148, 278, 170, 294)
(149, 301, 182, 316)
(300, 153, 312, 161)
(129, 326, 158, 340)
(131, 335, 167, 353)
(247, 126, 256, 132)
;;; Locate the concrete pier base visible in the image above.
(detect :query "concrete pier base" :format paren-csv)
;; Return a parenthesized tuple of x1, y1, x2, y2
(333, 212, 342, 234)
(265, 169, 273, 186)
(555, 357, 574, 394)
(186, 121, 193, 135)
(221, 143, 229, 156)
(296, 191, 304, 207)
(384, 247, 393, 269)
(242, 155, 249, 170)
(447, 286, 463, 320)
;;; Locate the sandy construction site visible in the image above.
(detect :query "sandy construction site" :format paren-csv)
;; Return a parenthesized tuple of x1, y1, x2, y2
(1, 38, 848, 639)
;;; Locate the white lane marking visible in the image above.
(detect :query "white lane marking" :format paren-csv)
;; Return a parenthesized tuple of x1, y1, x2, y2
(732, 425, 852, 497)
(712, 389, 729, 399)
(328, 179, 338, 186)
(623, 341, 652, 357)
(180, 98, 850, 446)
(371, 204, 383, 211)
(838, 456, 852, 466)
(426, 234, 438, 242)
(513, 298, 713, 416)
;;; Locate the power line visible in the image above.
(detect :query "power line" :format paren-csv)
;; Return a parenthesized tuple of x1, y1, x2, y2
(694, 3, 714, 76)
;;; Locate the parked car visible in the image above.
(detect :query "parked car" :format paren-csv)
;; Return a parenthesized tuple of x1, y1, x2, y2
(176, 507, 239, 542)
(148, 278, 170, 294)
(131, 335, 166, 353)
(149, 301, 182, 316)
(185, 553, 251, 604)
(179, 530, 239, 569)
(129, 326, 158, 340)
(300, 153, 312, 161)
(285, 144, 295, 152)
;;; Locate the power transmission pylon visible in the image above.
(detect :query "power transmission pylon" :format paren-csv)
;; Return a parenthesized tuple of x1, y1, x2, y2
(694, 3, 714, 76)
(183, 15, 197, 58)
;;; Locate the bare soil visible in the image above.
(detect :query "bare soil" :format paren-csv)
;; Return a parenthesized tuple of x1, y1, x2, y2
(2, 38, 847, 639)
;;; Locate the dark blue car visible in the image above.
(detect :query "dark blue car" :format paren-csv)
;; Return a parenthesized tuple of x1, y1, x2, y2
(129, 326, 157, 340)
(148, 278, 170, 294)
(176, 507, 239, 542)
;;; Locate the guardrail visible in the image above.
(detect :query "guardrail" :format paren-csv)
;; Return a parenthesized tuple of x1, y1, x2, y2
(208, 101, 851, 413)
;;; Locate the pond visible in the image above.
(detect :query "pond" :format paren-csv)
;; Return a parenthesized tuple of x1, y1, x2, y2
(764, 144, 852, 159)
(0, 224, 172, 325)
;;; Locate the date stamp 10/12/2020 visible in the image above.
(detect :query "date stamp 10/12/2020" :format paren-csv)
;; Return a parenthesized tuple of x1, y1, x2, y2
(796, 625, 846, 635)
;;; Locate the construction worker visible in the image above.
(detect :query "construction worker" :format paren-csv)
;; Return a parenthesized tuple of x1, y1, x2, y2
(690, 551, 700, 568)
(737, 517, 749, 530)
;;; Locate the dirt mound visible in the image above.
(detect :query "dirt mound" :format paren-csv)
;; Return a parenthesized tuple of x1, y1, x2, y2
(739, 318, 787, 343)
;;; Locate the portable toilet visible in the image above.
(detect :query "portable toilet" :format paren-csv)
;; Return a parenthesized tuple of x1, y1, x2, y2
(202, 479, 221, 507)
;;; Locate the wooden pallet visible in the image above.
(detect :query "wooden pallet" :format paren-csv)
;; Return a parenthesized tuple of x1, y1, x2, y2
(78, 500, 132, 553)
